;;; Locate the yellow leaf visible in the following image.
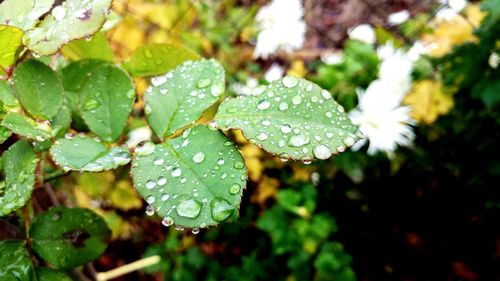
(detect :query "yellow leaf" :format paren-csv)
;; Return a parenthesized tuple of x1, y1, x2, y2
(109, 16, 145, 60)
(109, 180, 142, 211)
(464, 4, 487, 28)
(291, 164, 315, 182)
(404, 80, 454, 124)
(251, 176, 279, 206)
(286, 60, 307, 78)
(422, 15, 474, 57)
(240, 144, 264, 182)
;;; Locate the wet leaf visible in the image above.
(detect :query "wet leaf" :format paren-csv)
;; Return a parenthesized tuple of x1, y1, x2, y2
(29, 207, 111, 269)
(0, 240, 37, 281)
(24, 0, 113, 56)
(36, 268, 72, 281)
(0, 141, 38, 216)
(0, 0, 54, 30)
(50, 105, 72, 138)
(0, 79, 18, 109)
(215, 76, 362, 161)
(78, 63, 135, 142)
(0, 127, 11, 144)
(50, 136, 131, 172)
(61, 32, 114, 62)
(13, 59, 63, 120)
(145, 59, 225, 138)
(0, 25, 24, 73)
(1, 112, 52, 141)
(131, 125, 247, 229)
(123, 43, 201, 77)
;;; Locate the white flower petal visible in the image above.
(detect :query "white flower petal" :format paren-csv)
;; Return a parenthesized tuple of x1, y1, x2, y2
(388, 10, 410, 25)
(348, 24, 376, 45)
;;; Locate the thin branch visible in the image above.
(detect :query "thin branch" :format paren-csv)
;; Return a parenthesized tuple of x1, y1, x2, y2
(95, 255, 161, 281)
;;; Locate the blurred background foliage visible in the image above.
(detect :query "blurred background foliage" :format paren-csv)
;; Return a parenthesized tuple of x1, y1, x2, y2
(2, 0, 500, 280)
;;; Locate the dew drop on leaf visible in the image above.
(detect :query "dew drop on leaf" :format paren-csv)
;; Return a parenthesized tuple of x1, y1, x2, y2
(176, 198, 202, 218)
(162, 216, 174, 227)
(210, 197, 234, 222)
(192, 152, 205, 163)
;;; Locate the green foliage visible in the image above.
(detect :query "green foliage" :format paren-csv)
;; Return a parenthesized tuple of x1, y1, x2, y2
(61, 32, 115, 62)
(24, 0, 113, 55)
(0, 141, 38, 216)
(78, 63, 135, 142)
(36, 268, 73, 281)
(29, 207, 111, 269)
(215, 76, 362, 161)
(0, 239, 37, 281)
(13, 59, 63, 120)
(50, 136, 131, 172)
(1, 112, 52, 141)
(131, 125, 247, 229)
(145, 59, 225, 138)
(123, 43, 201, 77)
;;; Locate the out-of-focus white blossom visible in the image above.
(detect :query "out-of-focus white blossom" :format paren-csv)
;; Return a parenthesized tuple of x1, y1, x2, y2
(378, 52, 413, 96)
(230, 78, 259, 96)
(439, 0, 468, 12)
(489, 52, 499, 69)
(349, 81, 415, 155)
(321, 51, 344, 65)
(264, 63, 285, 82)
(253, 0, 306, 59)
(407, 41, 430, 62)
(126, 126, 152, 148)
(348, 24, 376, 45)
(388, 10, 410, 25)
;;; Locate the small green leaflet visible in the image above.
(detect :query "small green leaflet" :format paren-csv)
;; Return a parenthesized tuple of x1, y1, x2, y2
(1, 112, 52, 141)
(61, 32, 114, 62)
(131, 125, 247, 229)
(0, 25, 24, 73)
(50, 136, 131, 172)
(29, 207, 111, 269)
(0, 240, 37, 281)
(145, 59, 225, 138)
(215, 76, 362, 161)
(24, 0, 113, 55)
(0, 141, 38, 216)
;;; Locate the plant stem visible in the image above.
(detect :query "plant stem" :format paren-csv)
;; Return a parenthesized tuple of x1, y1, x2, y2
(95, 255, 161, 281)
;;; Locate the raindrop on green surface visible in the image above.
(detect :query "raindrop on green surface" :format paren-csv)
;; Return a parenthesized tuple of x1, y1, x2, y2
(210, 197, 234, 222)
(176, 198, 202, 218)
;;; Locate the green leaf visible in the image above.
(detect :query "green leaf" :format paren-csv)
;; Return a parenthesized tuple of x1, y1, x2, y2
(0, 140, 38, 216)
(24, 0, 113, 56)
(145, 59, 225, 138)
(0, 0, 54, 30)
(1, 112, 52, 141)
(0, 25, 24, 72)
(79, 63, 136, 142)
(61, 32, 114, 62)
(215, 76, 362, 161)
(131, 125, 247, 229)
(13, 59, 63, 120)
(50, 136, 131, 172)
(50, 105, 72, 138)
(0, 79, 19, 109)
(36, 268, 72, 281)
(0, 240, 37, 281)
(29, 206, 111, 269)
(0, 127, 11, 144)
(123, 43, 201, 77)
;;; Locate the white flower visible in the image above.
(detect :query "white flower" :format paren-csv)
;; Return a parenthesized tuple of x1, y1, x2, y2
(348, 24, 376, 45)
(253, 0, 306, 59)
(407, 41, 429, 62)
(264, 63, 285, 82)
(349, 80, 415, 155)
(378, 46, 413, 96)
(439, 0, 467, 12)
(230, 78, 259, 96)
(488, 52, 499, 69)
(321, 51, 344, 65)
(388, 10, 410, 25)
(126, 126, 152, 148)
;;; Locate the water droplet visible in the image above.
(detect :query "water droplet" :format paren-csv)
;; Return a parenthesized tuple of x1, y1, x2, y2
(192, 152, 205, 163)
(208, 121, 218, 130)
(135, 141, 155, 156)
(336, 146, 346, 153)
(261, 120, 271, 126)
(153, 157, 164, 166)
(144, 105, 152, 115)
(321, 90, 332, 99)
(161, 193, 170, 201)
(278, 102, 289, 111)
(325, 111, 333, 118)
(197, 78, 211, 88)
(288, 135, 310, 147)
(210, 84, 224, 97)
(151, 76, 167, 87)
(280, 124, 292, 134)
(233, 162, 244, 169)
(146, 195, 155, 204)
(282, 76, 299, 88)
(52, 211, 62, 221)
(210, 198, 234, 222)
(157, 176, 167, 186)
(252, 85, 267, 96)
(305, 84, 313, 92)
(313, 144, 332, 160)
(292, 95, 302, 105)
(146, 180, 156, 190)
(162, 216, 174, 226)
(145, 205, 155, 216)
(176, 198, 202, 218)
(191, 228, 200, 234)
(343, 136, 355, 146)
(217, 159, 225, 165)
(326, 133, 334, 139)
(256, 133, 268, 141)
(83, 99, 100, 111)
(229, 184, 241, 194)
(257, 100, 271, 110)
(172, 167, 182, 177)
